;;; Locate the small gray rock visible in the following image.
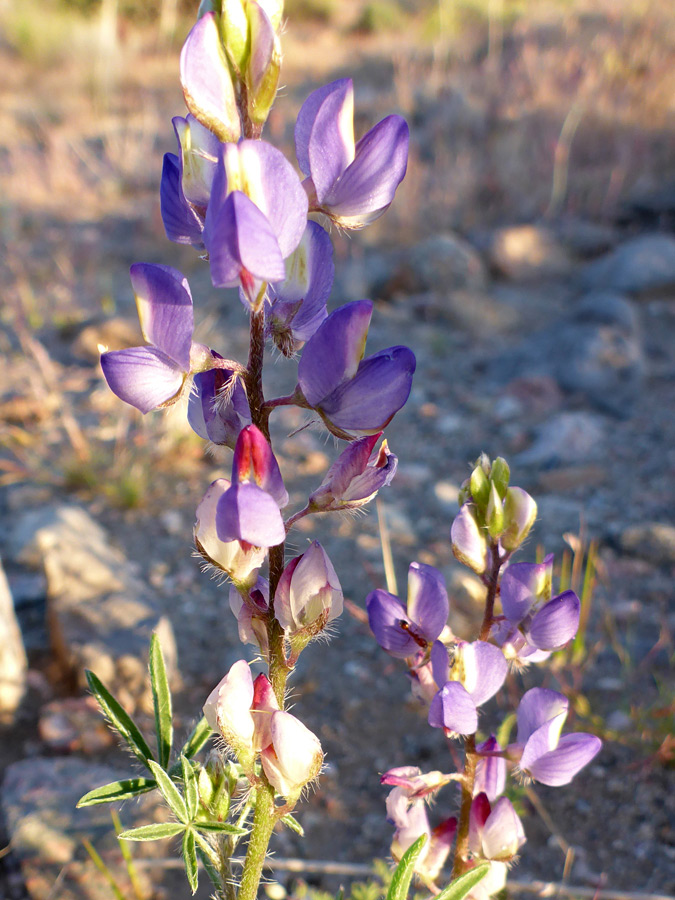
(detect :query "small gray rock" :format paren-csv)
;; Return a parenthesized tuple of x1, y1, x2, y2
(9, 505, 178, 710)
(407, 233, 488, 293)
(0, 557, 27, 722)
(579, 233, 675, 295)
(517, 411, 606, 467)
(620, 522, 675, 566)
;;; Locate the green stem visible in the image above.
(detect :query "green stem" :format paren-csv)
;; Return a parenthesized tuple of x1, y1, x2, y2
(237, 783, 277, 900)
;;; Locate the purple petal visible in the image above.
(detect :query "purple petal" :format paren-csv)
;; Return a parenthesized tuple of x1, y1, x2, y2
(100, 346, 185, 414)
(481, 797, 526, 860)
(295, 79, 354, 181)
(475, 736, 506, 802)
(366, 589, 419, 658)
(519, 713, 569, 775)
(428, 681, 478, 736)
(318, 345, 416, 434)
(160, 153, 204, 246)
(216, 482, 285, 548)
(305, 79, 355, 203)
(517, 687, 568, 745)
(322, 433, 380, 496)
(462, 641, 507, 706)
(236, 141, 308, 259)
(500, 556, 553, 623)
(322, 116, 409, 227)
(527, 590, 580, 650)
(430, 640, 449, 688)
(267, 221, 333, 344)
(129, 263, 193, 368)
(407, 562, 449, 643)
(341, 441, 397, 501)
(180, 12, 240, 143)
(207, 190, 286, 288)
(523, 733, 601, 786)
(298, 300, 372, 408)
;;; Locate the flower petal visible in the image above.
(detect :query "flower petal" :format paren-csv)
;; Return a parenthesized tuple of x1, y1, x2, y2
(428, 681, 478, 736)
(366, 589, 419, 658)
(295, 79, 354, 184)
(100, 346, 185, 414)
(130, 263, 193, 368)
(298, 300, 373, 408)
(461, 641, 507, 706)
(160, 152, 205, 246)
(500, 556, 553, 623)
(318, 345, 416, 434)
(527, 590, 580, 650)
(523, 732, 601, 786)
(407, 562, 449, 643)
(516, 687, 568, 745)
(216, 482, 285, 548)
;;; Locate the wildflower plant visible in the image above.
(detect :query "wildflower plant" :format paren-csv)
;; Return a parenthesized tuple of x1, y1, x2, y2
(78, 3, 601, 899)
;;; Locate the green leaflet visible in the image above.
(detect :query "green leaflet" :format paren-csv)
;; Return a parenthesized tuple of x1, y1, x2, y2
(77, 777, 156, 808)
(149, 633, 173, 769)
(434, 864, 491, 900)
(385, 834, 427, 900)
(85, 670, 155, 770)
(117, 822, 185, 842)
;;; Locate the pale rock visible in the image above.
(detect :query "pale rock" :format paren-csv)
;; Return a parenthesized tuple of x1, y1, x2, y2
(0, 557, 27, 722)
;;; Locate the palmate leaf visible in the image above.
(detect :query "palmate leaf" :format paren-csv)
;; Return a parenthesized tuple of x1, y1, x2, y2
(117, 822, 185, 842)
(177, 716, 212, 762)
(77, 777, 157, 808)
(183, 829, 199, 894)
(149, 633, 173, 769)
(86, 670, 155, 769)
(434, 864, 490, 900)
(147, 760, 189, 824)
(386, 834, 427, 900)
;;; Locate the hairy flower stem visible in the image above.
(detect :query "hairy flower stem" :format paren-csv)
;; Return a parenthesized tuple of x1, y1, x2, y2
(238, 782, 277, 900)
(453, 540, 504, 876)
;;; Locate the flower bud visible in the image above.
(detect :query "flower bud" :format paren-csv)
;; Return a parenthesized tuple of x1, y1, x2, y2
(486, 482, 504, 539)
(490, 456, 510, 499)
(228, 579, 269, 656)
(195, 479, 266, 588)
(275, 542, 343, 637)
(246, 2, 281, 126)
(470, 464, 490, 510)
(451, 504, 487, 575)
(198, 750, 235, 819)
(220, 0, 249, 71)
(309, 433, 397, 512)
(501, 487, 537, 551)
(203, 660, 256, 770)
(260, 710, 323, 801)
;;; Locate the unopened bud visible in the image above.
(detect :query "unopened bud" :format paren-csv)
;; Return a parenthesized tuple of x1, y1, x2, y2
(501, 487, 537, 551)
(470, 464, 490, 511)
(199, 750, 233, 819)
(490, 457, 510, 499)
(451, 504, 488, 575)
(220, 0, 250, 72)
(260, 711, 323, 802)
(246, 2, 281, 125)
(486, 482, 504, 539)
(275, 542, 343, 637)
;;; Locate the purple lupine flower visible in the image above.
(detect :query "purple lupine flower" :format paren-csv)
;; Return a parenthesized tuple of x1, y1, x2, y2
(274, 541, 343, 635)
(308, 432, 397, 512)
(194, 479, 266, 587)
(203, 140, 308, 308)
(297, 300, 416, 439)
(179, 12, 240, 143)
(215, 425, 287, 549)
(100, 263, 213, 414)
(513, 688, 601, 786)
(428, 640, 507, 737)
(495, 556, 580, 664)
(266, 221, 333, 357)
(474, 735, 507, 802)
(367, 562, 449, 659)
(295, 78, 409, 228)
(188, 357, 251, 448)
(469, 793, 526, 863)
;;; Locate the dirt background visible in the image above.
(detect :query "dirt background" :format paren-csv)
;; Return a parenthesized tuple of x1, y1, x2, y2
(1, 0, 674, 898)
